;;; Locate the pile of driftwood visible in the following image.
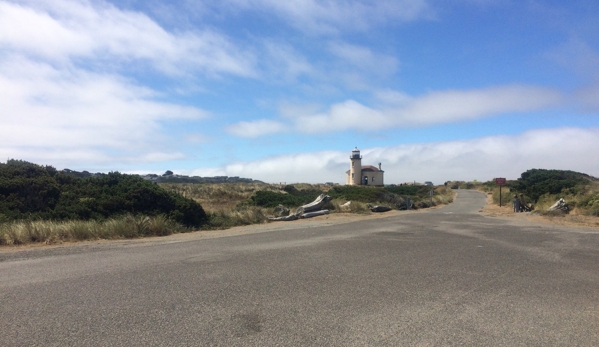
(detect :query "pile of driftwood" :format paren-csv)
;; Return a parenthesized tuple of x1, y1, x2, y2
(341, 201, 393, 212)
(269, 194, 332, 221)
(269, 194, 396, 222)
(547, 198, 568, 213)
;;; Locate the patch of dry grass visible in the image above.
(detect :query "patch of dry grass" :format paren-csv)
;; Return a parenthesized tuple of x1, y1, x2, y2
(432, 186, 455, 205)
(160, 182, 457, 229)
(160, 182, 285, 213)
(0, 215, 186, 246)
(0, 183, 463, 247)
(482, 190, 599, 229)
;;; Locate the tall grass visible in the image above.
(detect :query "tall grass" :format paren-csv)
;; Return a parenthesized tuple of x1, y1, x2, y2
(207, 205, 270, 229)
(433, 186, 455, 205)
(160, 183, 335, 211)
(161, 182, 457, 229)
(489, 180, 599, 216)
(1, 183, 459, 246)
(0, 215, 186, 246)
(491, 187, 514, 207)
(534, 190, 599, 216)
(160, 182, 289, 213)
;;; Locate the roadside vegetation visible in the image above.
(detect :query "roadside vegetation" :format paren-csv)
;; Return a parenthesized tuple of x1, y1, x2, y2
(509, 169, 599, 216)
(1, 159, 454, 246)
(161, 182, 454, 229)
(0, 215, 186, 246)
(451, 169, 599, 217)
(0, 160, 207, 245)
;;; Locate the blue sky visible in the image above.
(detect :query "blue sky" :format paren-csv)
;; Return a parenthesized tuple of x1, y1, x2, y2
(1, 0, 598, 183)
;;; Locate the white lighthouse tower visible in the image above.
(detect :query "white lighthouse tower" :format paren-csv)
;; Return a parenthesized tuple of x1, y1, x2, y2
(349, 147, 362, 185)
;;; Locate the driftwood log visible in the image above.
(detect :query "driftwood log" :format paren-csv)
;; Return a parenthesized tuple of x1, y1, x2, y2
(269, 194, 332, 222)
(369, 205, 392, 213)
(547, 198, 568, 213)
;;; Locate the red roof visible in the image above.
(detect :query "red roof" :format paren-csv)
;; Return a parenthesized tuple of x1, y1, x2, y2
(361, 165, 382, 172)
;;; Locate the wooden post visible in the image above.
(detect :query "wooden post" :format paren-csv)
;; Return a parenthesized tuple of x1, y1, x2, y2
(495, 178, 506, 207)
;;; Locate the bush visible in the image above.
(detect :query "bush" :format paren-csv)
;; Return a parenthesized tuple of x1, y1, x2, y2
(327, 185, 382, 202)
(511, 169, 590, 202)
(0, 160, 208, 228)
(250, 191, 306, 208)
(251, 185, 325, 208)
(385, 185, 428, 196)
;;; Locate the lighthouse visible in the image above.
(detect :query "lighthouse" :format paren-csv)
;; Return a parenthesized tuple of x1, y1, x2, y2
(349, 147, 362, 185)
(345, 147, 385, 186)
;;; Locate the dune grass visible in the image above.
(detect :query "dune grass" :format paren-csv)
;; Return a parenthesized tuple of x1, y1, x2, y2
(488, 179, 599, 216)
(161, 182, 455, 229)
(1, 183, 456, 246)
(0, 215, 185, 246)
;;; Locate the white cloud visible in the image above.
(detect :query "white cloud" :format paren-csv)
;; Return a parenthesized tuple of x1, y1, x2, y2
(225, 85, 564, 138)
(225, 119, 289, 138)
(225, 0, 433, 34)
(185, 133, 213, 144)
(0, 0, 261, 169)
(190, 127, 599, 183)
(284, 85, 564, 133)
(324, 42, 400, 89)
(0, 54, 208, 167)
(189, 150, 347, 182)
(328, 42, 398, 77)
(399, 85, 564, 126)
(0, 0, 256, 77)
(261, 40, 314, 82)
(373, 89, 412, 106)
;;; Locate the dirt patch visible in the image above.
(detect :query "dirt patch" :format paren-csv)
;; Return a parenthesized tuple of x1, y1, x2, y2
(479, 192, 599, 229)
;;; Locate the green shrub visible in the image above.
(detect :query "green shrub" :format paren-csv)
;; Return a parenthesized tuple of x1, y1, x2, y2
(250, 191, 305, 208)
(250, 185, 326, 208)
(511, 169, 590, 202)
(385, 185, 428, 196)
(0, 160, 208, 228)
(327, 185, 382, 202)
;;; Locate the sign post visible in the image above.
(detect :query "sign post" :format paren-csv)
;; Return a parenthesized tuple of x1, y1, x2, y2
(495, 178, 506, 207)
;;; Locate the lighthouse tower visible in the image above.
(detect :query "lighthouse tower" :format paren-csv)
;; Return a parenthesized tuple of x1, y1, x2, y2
(349, 147, 362, 185)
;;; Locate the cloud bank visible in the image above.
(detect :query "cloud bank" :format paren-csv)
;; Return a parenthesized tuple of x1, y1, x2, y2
(189, 127, 599, 183)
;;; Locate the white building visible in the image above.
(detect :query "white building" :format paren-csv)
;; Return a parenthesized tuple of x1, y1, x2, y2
(345, 147, 384, 186)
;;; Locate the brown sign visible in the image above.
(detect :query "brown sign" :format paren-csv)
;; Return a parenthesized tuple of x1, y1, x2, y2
(495, 177, 506, 185)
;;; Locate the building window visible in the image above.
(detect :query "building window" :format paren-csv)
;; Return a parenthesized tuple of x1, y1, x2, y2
(352, 161, 354, 167)
(351, 173, 354, 178)
(372, 177, 375, 183)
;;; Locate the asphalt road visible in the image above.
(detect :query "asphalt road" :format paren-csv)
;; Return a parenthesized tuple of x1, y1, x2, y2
(2, 190, 598, 346)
